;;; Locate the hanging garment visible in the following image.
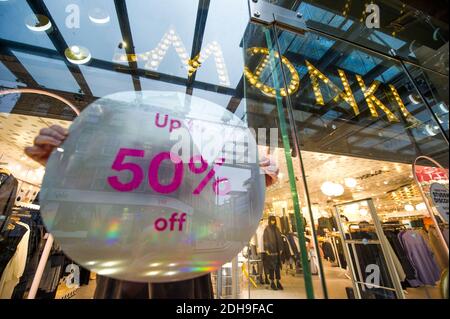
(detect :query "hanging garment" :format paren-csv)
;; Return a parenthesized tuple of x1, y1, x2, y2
(0, 221, 30, 299)
(399, 230, 441, 286)
(286, 233, 300, 257)
(309, 248, 319, 275)
(0, 225, 27, 279)
(38, 254, 65, 293)
(383, 233, 406, 282)
(255, 222, 266, 253)
(384, 230, 421, 287)
(12, 210, 45, 299)
(333, 236, 347, 269)
(279, 216, 291, 234)
(317, 217, 333, 236)
(427, 226, 449, 272)
(0, 174, 18, 217)
(280, 235, 292, 263)
(347, 231, 395, 299)
(443, 228, 449, 245)
(290, 233, 301, 253)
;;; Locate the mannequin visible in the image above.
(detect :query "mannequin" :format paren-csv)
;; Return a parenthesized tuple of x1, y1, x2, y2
(263, 215, 283, 290)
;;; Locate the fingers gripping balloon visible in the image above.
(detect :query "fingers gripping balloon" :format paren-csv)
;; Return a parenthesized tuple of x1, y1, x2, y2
(40, 91, 265, 282)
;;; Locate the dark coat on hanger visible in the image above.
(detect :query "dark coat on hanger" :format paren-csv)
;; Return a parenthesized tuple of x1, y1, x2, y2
(0, 173, 18, 216)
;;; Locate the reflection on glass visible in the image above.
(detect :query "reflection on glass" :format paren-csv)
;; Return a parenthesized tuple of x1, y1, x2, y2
(194, 0, 248, 88)
(12, 51, 80, 93)
(79, 65, 134, 97)
(0, 1, 55, 49)
(44, 0, 124, 62)
(271, 26, 449, 167)
(126, 0, 199, 79)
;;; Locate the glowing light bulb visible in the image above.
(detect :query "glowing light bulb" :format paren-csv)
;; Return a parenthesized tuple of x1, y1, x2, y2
(344, 178, 357, 188)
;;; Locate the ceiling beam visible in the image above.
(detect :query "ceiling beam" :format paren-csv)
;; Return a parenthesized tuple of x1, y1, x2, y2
(26, 0, 93, 97)
(0, 39, 236, 97)
(186, 0, 210, 95)
(113, 0, 142, 91)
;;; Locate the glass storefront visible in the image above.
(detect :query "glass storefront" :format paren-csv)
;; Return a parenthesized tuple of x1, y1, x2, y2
(0, 0, 448, 299)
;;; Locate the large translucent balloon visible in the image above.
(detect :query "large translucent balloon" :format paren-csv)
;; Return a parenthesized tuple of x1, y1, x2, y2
(40, 91, 265, 282)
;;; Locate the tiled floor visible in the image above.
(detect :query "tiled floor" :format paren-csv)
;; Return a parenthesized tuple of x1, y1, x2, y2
(71, 279, 96, 299)
(69, 261, 441, 299)
(240, 261, 442, 299)
(241, 261, 353, 299)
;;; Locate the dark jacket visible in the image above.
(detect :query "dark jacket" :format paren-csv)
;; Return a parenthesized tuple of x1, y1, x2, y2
(263, 224, 283, 255)
(0, 173, 18, 217)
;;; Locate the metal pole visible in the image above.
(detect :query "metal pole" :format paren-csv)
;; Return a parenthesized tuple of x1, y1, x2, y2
(272, 22, 329, 299)
(216, 268, 222, 299)
(413, 156, 449, 260)
(367, 199, 405, 299)
(333, 205, 361, 299)
(263, 27, 315, 299)
(397, 57, 449, 145)
(350, 243, 366, 293)
(231, 257, 239, 298)
(27, 233, 54, 299)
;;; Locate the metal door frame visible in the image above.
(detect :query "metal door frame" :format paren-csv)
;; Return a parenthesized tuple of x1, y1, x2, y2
(333, 198, 405, 299)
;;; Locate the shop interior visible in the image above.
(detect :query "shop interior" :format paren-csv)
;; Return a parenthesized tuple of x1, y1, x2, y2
(238, 147, 448, 299)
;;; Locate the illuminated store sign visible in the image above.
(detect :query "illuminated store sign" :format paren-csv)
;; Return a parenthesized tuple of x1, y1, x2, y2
(244, 47, 420, 124)
(113, 28, 231, 86)
(114, 27, 419, 125)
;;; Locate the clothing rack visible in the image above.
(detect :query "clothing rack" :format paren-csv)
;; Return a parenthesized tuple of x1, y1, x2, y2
(382, 215, 426, 222)
(329, 233, 343, 269)
(382, 223, 407, 230)
(0, 206, 33, 232)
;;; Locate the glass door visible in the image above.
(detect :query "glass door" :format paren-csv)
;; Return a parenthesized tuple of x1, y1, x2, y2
(246, 0, 449, 299)
(240, 22, 316, 300)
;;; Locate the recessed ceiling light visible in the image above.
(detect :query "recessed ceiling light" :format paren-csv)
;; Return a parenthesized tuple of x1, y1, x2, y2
(25, 14, 52, 32)
(408, 94, 421, 105)
(88, 8, 110, 24)
(437, 103, 448, 113)
(424, 124, 438, 136)
(344, 178, 357, 188)
(65, 45, 91, 65)
(415, 203, 426, 211)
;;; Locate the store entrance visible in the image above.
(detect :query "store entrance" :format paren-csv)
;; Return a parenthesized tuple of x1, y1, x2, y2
(239, 13, 449, 298)
(240, 148, 447, 299)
